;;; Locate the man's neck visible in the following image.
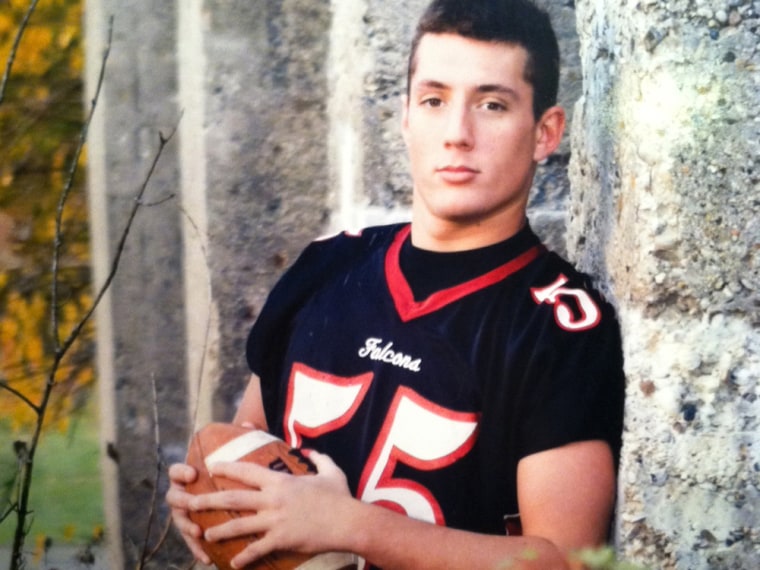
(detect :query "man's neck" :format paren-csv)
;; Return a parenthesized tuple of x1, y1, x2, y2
(410, 203, 528, 252)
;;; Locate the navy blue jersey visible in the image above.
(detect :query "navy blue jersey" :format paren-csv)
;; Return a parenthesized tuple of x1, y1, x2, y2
(246, 223, 624, 535)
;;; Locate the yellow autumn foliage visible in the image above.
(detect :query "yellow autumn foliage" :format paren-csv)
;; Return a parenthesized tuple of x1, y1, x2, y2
(10, 0, 34, 9)
(0, 14, 13, 37)
(0, 0, 91, 434)
(0, 280, 95, 426)
(33, 533, 48, 563)
(11, 26, 54, 76)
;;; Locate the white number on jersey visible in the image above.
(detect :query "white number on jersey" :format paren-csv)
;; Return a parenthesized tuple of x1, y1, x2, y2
(283, 362, 373, 447)
(282, 364, 479, 525)
(357, 386, 479, 524)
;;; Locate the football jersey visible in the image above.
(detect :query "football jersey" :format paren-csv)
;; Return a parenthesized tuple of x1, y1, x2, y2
(246, 222, 625, 535)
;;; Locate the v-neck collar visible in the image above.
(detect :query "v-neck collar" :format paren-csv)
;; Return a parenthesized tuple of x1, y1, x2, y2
(384, 225, 545, 322)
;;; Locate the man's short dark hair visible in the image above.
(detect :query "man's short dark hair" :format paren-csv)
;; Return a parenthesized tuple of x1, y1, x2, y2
(407, 0, 560, 121)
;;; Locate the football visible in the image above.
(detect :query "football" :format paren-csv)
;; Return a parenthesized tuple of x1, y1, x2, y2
(185, 423, 357, 570)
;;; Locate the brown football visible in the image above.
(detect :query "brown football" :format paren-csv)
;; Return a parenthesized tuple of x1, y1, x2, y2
(185, 423, 356, 570)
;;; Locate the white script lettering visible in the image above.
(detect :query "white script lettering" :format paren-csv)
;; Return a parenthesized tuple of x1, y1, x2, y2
(358, 338, 422, 373)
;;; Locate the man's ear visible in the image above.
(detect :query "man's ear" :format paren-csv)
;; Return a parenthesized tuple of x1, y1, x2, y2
(401, 94, 410, 146)
(533, 105, 566, 163)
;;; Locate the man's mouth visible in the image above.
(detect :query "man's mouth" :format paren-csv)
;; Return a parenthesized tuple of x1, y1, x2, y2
(438, 165, 477, 172)
(436, 165, 479, 183)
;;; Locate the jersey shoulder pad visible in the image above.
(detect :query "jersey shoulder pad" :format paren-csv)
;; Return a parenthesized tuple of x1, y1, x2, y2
(528, 251, 616, 333)
(246, 223, 406, 373)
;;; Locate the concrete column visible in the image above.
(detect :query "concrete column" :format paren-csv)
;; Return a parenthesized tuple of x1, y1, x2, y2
(85, 0, 190, 566)
(570, 1, 760, 568)
(196, 0, 333, 422)
(87, 0, 334, 565)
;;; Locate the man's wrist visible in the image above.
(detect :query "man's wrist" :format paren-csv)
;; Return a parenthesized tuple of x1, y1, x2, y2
(329, 495, 373, 556)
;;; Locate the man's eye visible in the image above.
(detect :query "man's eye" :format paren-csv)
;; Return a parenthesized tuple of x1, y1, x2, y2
(421, 97, 443, 108)
(484, 101, 507, 112)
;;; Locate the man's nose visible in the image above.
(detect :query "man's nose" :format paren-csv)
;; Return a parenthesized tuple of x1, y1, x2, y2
(443, 105, 475, 149)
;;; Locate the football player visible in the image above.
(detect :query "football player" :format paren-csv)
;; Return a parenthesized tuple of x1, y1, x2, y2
(167, 1, 625, 568)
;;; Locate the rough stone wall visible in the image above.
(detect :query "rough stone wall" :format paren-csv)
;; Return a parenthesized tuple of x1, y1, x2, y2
(529, 0, 583, 257)
(198, 0, 333, 422)
(569, 1, 760, 568)
(87, 1, 333, 565)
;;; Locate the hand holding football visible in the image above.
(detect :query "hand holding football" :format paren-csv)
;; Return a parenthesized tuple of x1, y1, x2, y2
(184, 423, 356, 570)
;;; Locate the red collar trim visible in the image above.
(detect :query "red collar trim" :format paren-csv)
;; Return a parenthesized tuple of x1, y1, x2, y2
(385, 225, 544, 322)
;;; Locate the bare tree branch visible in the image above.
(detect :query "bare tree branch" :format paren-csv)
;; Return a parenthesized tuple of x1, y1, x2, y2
(0, 380, 40, 413)
(177, 202, 214, 432)
(1, 500, 17, 525)
(0, 0, 40, 105)
(52, 16, 114, 353)
(137, 373, 164, 569)
(57, 115, 181, 365)
(148, 517, 177, 565)
(9, 15, 182, 567)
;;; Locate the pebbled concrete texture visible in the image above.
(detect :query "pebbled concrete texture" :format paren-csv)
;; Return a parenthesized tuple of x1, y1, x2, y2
(199, 0, 333, 421)
(570, 1, 760, 567)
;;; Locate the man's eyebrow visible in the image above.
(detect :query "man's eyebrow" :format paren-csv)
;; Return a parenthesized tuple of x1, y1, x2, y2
(413, 79, 450, 91)
(477, 84, 520, 99)
(412, 80, 520, 100)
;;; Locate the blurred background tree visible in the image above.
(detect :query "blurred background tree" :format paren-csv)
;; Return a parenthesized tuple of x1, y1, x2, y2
(0, 0, 103, 553)
(0, 0, 91, 431)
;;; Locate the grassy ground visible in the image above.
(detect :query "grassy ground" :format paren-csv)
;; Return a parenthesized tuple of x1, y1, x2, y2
(0, 411, 104, 550)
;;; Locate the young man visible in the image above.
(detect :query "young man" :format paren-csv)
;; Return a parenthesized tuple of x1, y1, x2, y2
(167, 1, 625, 568)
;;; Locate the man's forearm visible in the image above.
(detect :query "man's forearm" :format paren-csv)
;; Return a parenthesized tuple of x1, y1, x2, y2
(337, 499, 569, 570)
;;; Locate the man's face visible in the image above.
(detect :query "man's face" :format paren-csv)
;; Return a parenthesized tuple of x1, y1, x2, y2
(403, 33, 562, 247)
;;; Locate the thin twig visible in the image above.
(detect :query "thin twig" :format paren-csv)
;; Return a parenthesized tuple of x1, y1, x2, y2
(137, 373, 163, 569)
(134, 371, 185, 568)
(0, 0, 41, 105)
(57, 117, 181, 364)
(141, 193, 176, 208)
(52, 16, 114, 353)
(1, 501, 17, 525)
(177, 203, 213, 433)
(145, 512, 176, 566)
(0, 380, 40, 413)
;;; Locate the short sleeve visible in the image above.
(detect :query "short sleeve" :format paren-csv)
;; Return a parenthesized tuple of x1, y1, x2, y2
(516, 292, 626, 466)
(245, 224, 405, 419)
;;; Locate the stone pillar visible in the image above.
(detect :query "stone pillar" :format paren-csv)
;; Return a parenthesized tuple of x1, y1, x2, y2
(327, 0, 424, 232)
(87, 0, 334, 566)
(570, 2, 760, 568)
(194, 0, 333, 422)
(529, 0, 583, 257)
(85, 0, 189, 567)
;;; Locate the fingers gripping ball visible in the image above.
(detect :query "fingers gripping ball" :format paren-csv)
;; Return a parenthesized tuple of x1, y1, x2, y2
(185, 423, 356, 570)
